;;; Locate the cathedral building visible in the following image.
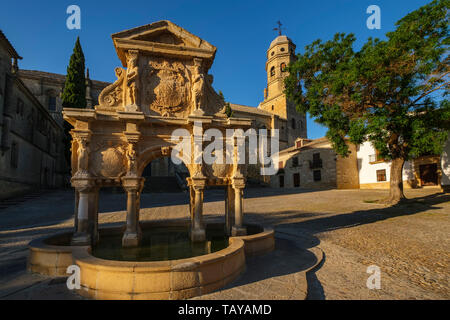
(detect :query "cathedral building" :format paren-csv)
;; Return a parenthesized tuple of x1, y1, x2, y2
(18, 69, 109, 127)
(0, 30, 108, 199)
(0, 31, 66, 199)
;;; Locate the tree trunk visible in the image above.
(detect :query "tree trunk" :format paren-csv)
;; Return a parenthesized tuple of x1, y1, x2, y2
(387, 157, 406, 205)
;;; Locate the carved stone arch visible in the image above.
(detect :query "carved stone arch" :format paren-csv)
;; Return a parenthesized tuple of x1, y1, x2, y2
(137, 145, 193, 178)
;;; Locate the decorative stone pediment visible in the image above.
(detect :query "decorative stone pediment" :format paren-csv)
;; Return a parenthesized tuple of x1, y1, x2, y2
(111, 20, 217, 69)
(96, 20, 226, 118)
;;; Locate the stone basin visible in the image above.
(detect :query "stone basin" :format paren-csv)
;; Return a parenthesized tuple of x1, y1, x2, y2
(28, 221, 274, 300)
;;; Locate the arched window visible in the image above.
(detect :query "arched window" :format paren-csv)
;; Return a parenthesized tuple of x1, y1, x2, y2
(270, 66, 275, 77)
(280, 62, 287, 72)
(291, 118, 296, 129)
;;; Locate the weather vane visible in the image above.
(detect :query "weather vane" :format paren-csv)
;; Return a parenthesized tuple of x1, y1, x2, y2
(273, 20, 283, 36)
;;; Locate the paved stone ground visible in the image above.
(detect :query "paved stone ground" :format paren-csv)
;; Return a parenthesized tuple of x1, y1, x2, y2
(0, 187, 448, 300)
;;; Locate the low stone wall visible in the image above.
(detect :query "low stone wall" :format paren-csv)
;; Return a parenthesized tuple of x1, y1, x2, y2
(236, 227, 275, 256)
(28, 232, 79, 276)
(73, 237, 245, 300)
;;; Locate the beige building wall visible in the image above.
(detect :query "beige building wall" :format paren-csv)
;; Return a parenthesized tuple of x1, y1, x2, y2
(272, 138, 359, 190)
(336, 143, 360, 189)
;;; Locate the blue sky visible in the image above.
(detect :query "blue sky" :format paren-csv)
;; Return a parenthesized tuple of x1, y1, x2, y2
(1, 0, 432, 139)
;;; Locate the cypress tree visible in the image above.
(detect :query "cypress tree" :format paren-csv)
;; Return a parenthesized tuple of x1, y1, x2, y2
(62, 37, 86, 108)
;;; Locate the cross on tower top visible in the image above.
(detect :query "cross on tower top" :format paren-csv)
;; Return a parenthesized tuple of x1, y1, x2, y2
(273, 21, 283, 36)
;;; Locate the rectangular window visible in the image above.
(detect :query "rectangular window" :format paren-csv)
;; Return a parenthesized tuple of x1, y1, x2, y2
(313, 170, 321, 181)
(370, 150, 385, 163)
(279, 175, 284, 188)
(293, 173, 300, 187)
(11, 142, 18, 168)
(313, 153, 320, 162)
(310, 153, 322, 169)
(376, 169, 386, 182)
(48, 96, 56, 111)
(292, 157, 299, 167)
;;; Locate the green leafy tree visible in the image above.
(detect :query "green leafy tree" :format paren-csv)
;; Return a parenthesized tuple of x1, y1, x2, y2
(61, 37, 87, 169)
(285, 0, 449, 204)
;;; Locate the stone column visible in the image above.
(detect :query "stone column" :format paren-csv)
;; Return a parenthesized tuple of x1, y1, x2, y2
(88, 187, 100, 244)
(121, 176, 143, 247)
(191, 185, 206, 242)
(71, 180, 94, 246)
(231, 178, 247, 236)
(70, 130, 92, 245)
(190, 176, 206, 242)
(224, 184, 235, 235)
(74, 190, 79, 232)
(189, 185, 195, 222)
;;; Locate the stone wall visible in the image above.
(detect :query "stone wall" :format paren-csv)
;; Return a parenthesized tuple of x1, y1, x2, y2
(336, 143, 360, 189)
(0, 34, 66, 199)
(441, 135, 450, 192)
(19, 70, 109, 126)
(273, 142, 337, 189)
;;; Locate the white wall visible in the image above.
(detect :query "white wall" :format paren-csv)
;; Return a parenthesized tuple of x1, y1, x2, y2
(357, 141, 413, 185)
(441, 135, 450, 187)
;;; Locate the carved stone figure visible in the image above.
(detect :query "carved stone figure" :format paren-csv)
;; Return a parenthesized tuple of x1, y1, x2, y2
(191, 59, 206, 115)
(126, 50, 139, 107)
(161, 146, 170, 156)
(126, 143, 138, 175)
(77, 138, 90, 175)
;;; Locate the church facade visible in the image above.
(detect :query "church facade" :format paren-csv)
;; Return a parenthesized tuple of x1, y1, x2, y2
(0, 30, 108, 199)
(0, 31, 66, 199)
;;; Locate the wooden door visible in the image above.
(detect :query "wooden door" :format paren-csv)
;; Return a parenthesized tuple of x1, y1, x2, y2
(419, 164, 438, 186)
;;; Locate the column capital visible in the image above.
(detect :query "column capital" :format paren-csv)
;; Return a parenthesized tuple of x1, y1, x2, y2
(71, 176, 94, 192)
(231, 177, 246, 189)
(189, 176, 207, 190)
(123, 131, 141, 144)
(70, 129, 92, 141)
(121, 176, 144, 192)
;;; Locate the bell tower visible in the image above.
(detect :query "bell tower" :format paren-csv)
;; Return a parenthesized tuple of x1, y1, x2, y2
(258, 32, 307, 146)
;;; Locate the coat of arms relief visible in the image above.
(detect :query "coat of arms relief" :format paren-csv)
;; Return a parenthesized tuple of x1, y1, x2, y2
(144, 57, 191, 117)
(96, 53, 226, 117)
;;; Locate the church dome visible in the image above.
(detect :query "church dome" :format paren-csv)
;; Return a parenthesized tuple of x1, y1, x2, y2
(269, 35, 292, 50)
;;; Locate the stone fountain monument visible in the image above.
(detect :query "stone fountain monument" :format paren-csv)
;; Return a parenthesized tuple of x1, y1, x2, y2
(63, 20, 251, 247)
